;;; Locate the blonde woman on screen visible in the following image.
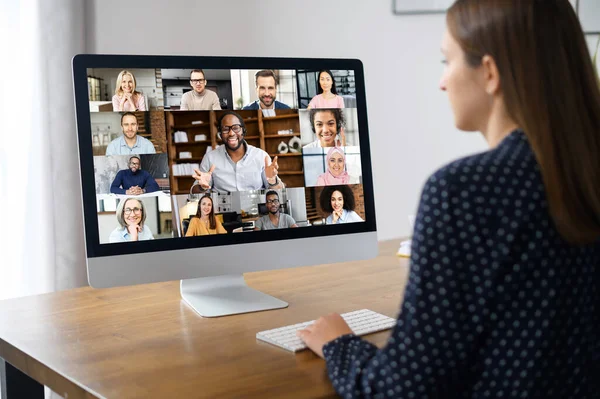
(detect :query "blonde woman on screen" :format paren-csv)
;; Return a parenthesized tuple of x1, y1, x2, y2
(112, 70, 146, 112)
(298, 1, 600, 397)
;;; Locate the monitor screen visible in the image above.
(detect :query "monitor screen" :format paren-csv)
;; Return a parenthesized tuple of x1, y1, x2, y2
(73, 55, 377, 316)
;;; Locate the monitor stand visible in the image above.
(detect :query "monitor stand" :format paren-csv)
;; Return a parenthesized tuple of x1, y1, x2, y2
(180, 274, 288, 317)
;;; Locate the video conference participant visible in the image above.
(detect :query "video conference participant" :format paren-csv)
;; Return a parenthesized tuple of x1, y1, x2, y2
(112, 70, 146, 112)
(319, 185, 363, 224)
(254, 190, 298, 230)
(191, 111, 284, 193)
(242, 70, 290, 115)
(110, 156, 160, 195)
(298, 1, 600, 398)
(108, 197, 154, 242)
(185, 194, 227, 236)
(180, 69, 221, 111)
(106, 113, 156, 156)
(307, 70, 345, 109)
(316, 147, 358, 186)
(303, 109, 346, 149)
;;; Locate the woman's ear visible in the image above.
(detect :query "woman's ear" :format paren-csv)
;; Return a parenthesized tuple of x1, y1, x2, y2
(481, 54, 501, 95)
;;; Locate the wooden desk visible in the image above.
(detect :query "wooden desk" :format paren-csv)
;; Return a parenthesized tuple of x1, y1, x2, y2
(0, 240, 409, 398)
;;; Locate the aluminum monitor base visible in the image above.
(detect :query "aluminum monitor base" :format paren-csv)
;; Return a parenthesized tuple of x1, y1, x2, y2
(180, 274, 288, 317)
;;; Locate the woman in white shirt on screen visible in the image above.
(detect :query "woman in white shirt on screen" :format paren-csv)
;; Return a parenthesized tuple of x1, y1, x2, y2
(108, 198, 154, 243)
(112, 70, 146, 112)
(307, 70, 345, 109)
(320, 185, 363, 224)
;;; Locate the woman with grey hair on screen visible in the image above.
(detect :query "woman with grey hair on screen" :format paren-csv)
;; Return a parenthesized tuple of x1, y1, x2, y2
(108, 197, 154, 243)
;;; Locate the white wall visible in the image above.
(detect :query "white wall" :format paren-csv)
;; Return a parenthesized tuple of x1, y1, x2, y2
(579, 0, 600, 32)
(85, 0, 488, 240)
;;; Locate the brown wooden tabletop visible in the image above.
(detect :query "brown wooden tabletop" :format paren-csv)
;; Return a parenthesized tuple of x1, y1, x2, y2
(0, 239, 409, 399)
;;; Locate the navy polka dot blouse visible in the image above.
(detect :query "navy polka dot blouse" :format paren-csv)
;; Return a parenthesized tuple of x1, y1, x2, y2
(323, 130, 599, 398)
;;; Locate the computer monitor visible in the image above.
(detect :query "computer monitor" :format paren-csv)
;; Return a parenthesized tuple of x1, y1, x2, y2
(73, 55, 377, 317)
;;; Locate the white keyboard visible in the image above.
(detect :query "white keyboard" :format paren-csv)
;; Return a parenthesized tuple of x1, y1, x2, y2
(256, 309, 396, 353)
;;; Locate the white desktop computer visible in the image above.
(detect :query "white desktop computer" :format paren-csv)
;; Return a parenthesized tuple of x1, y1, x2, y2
(73, 55, 377, 317)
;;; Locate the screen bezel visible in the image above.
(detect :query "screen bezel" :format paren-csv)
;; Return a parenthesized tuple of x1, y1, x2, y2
(73, 54, 377, 258)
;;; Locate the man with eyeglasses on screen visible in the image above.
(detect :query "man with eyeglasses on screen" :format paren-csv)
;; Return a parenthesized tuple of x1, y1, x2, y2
(191, 111, 284, 193)
(254, 190, 298, 230)
(180, 69, 221, 110)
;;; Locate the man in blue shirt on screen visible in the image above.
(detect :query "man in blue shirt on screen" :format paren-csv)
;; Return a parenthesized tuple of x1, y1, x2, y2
(242, 70, 290, 115)
(110, 156, 160, 195)
(105, 112, 156, 155)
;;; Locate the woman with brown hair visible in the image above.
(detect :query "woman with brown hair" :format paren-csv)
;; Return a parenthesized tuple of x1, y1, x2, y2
(298, 1, 600, 397)
(185, 194, 227, 236)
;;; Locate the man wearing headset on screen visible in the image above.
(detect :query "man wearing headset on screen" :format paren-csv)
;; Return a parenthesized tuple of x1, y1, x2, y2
(303, 108, 346, 149)
(191, 111, 284, 193)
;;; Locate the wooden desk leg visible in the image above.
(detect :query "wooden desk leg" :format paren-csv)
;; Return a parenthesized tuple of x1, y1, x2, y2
(0, 357, 44, 399)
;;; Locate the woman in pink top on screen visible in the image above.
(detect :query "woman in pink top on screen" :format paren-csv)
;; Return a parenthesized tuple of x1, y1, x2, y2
(307, 70, 345, 109)
(316, 147, 358, 186)
(112, 70, 146, 112)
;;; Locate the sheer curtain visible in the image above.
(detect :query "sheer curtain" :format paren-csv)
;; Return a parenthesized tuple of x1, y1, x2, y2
(1, 1, 88, 397)
(0, 0, 88, 299)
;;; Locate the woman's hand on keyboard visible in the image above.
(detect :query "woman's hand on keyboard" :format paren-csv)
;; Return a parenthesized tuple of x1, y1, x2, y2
(296, 313, 353, 358)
